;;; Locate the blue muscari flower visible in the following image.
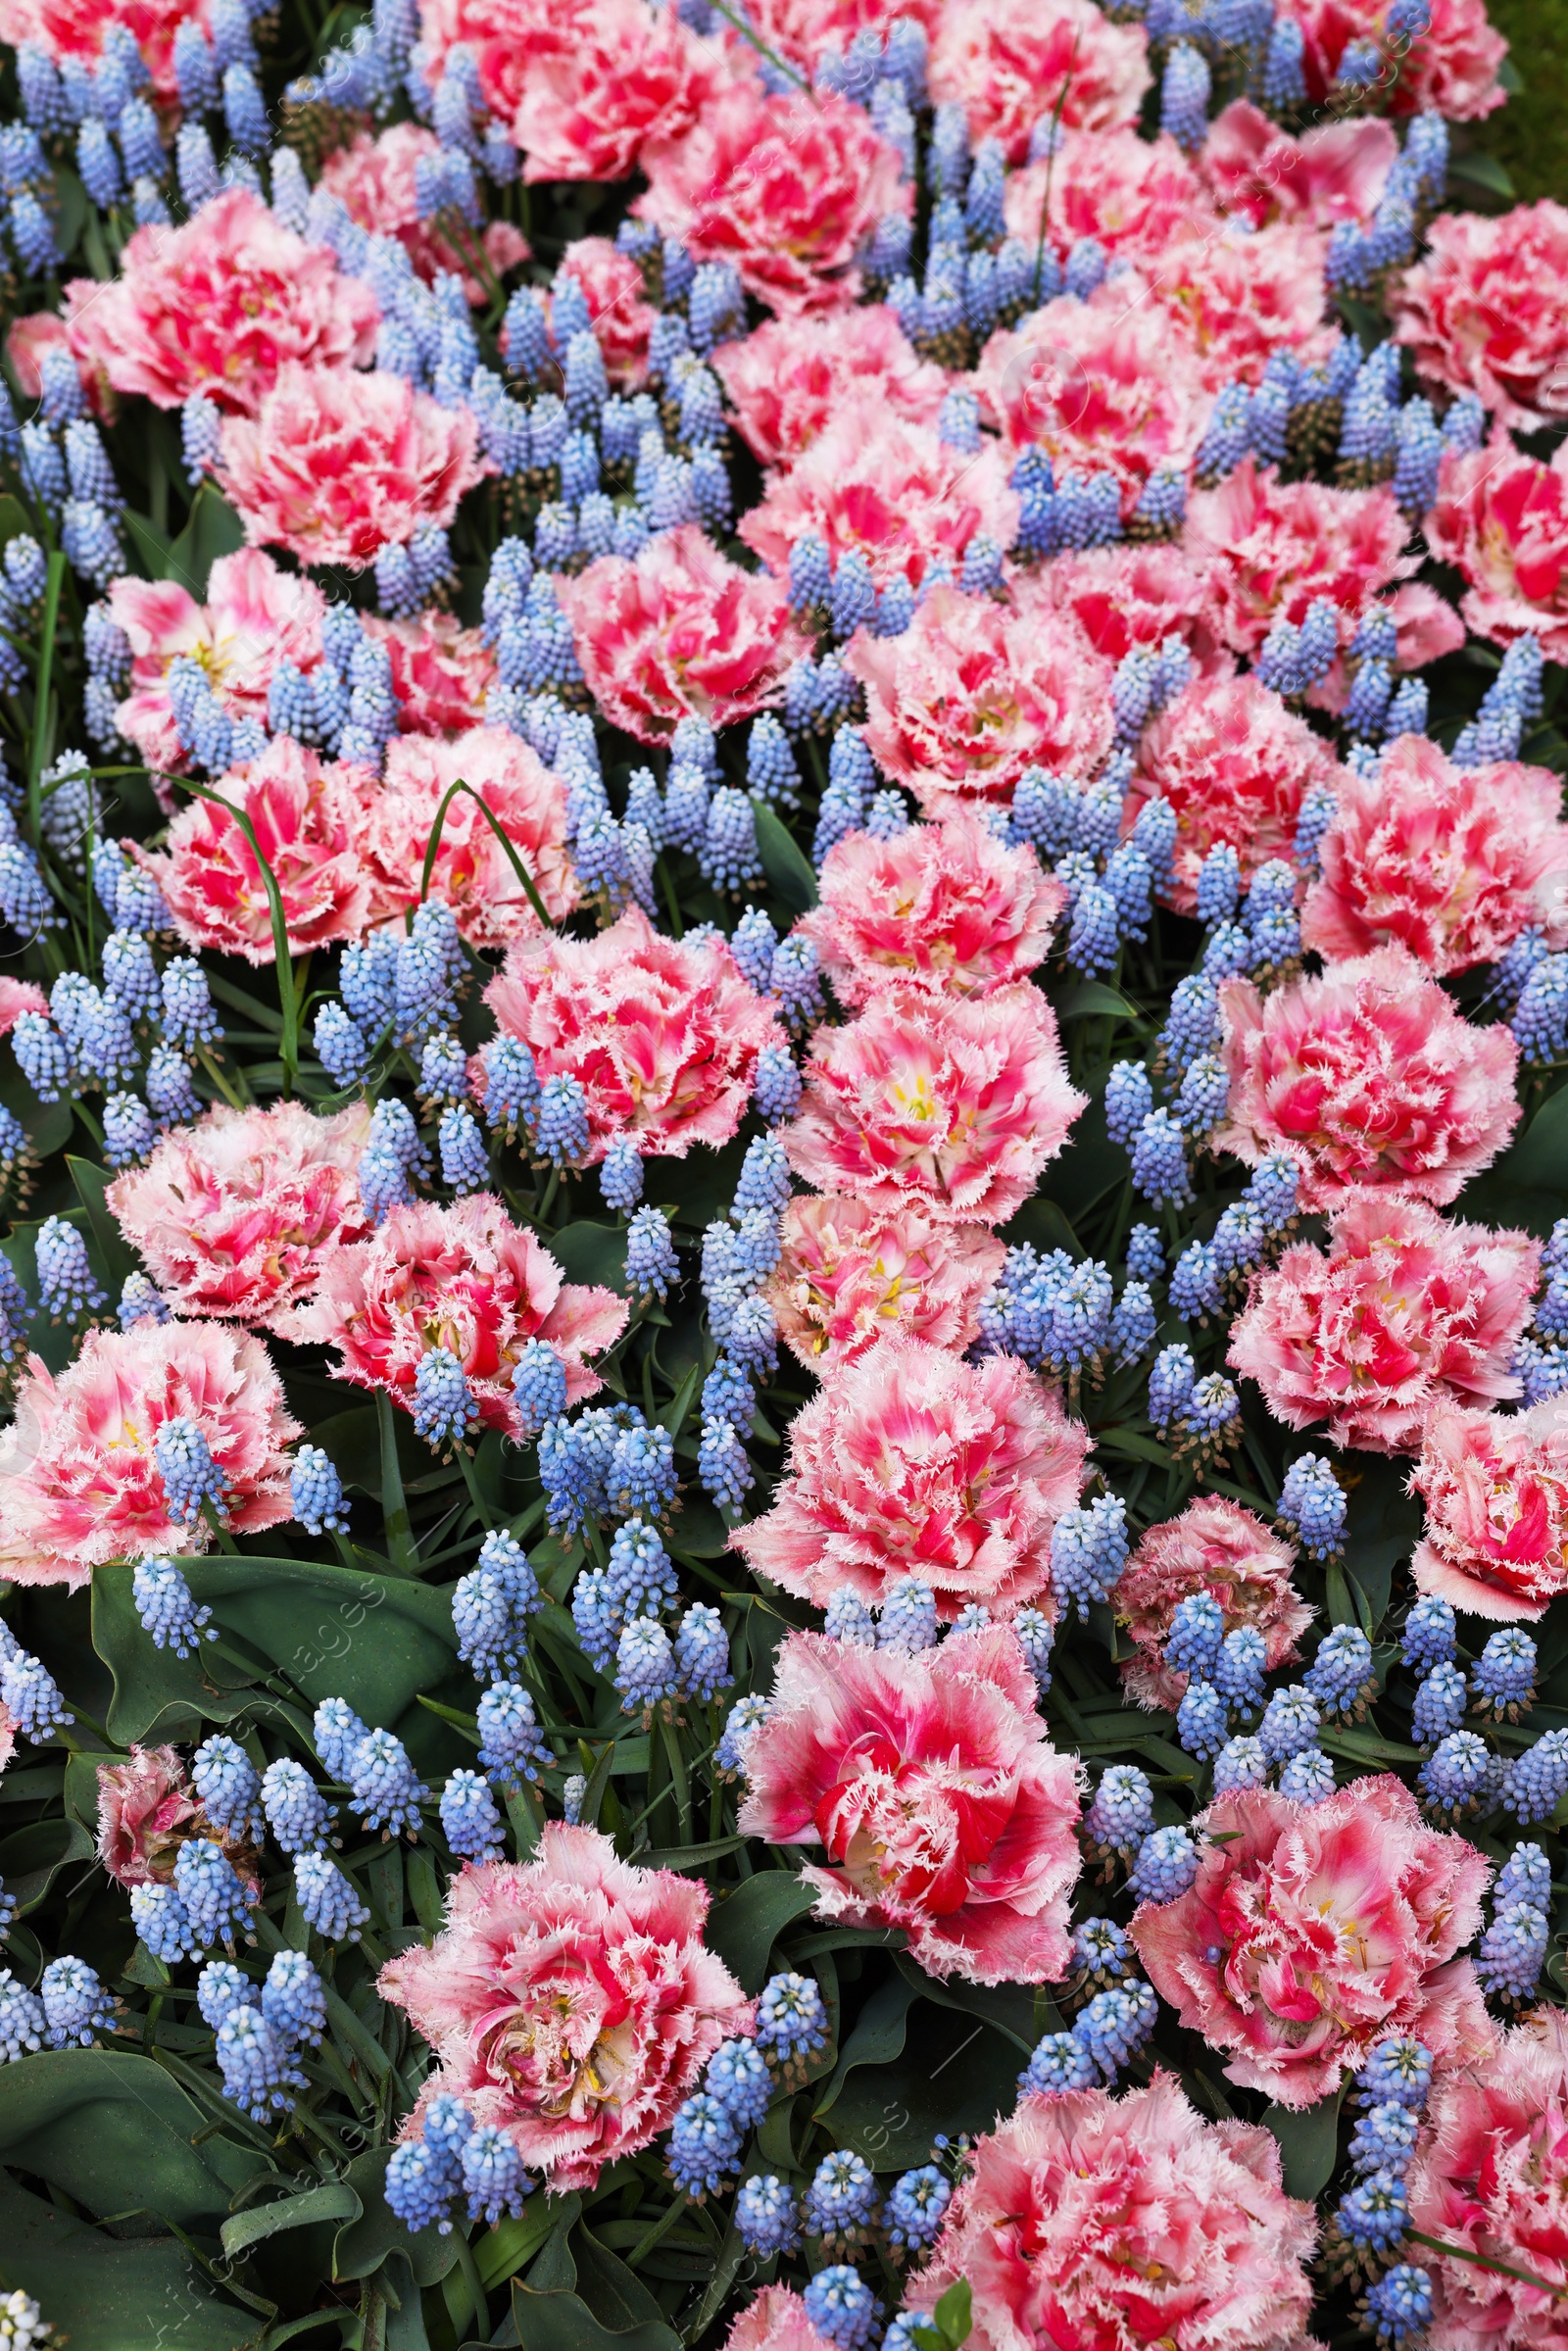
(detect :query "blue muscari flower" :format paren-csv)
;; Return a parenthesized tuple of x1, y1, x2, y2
(608, 1420, 677, 1520)
(174, 1837, 255, 1950)
(1402, 1595, 1458, 1678)
(462, 2125, 532, 2225)
(198, 1962, 251, 2035)
(1078, 1979, 1157, 2080)
(804, 2149, 881, 2247)
(1215, 1628, 1268, 1716)
(802, 2270, 880, 2351)
(1288, 1748, 1335, 1795)
(102, 929, 161, 1026)
(262, 1757, 334, 1856)
(103, 1092, 155, 1169)
(216, 2005, 300, 2119)
(1178, 1680, 1229, 1760)
(1019, 2030, 1099, 2093)
(756, 1970, 829, 2073)
(1051, 1497, 1129, 1620)
(1130, 1109, 1192, 1206)
(1170, 1240, 1222, 1323)
(1086, 1763, 1153, 1854)
(1067, 882, 1120, 975)
(606, 1518, 677, 1620)
(993, 1608, 1046, 1698)
(41, 1954, 113, 2048)
(735, 2174, 801, 2257)
(668, 2091, 741, 2196)
(1104, 1060, 1153, 1150)
(133, 1559, 216, 1659)
(1148, 1343, 1196, 1436)
(1336, 2171, 1410, 2257)
(1478, 1898, 1550, 2000)
(1497, 1841, 1553, 1910)
(349, 1726, 429, 1836)
(706, 2035, 771, 2131)
(1504, 1729, 1568, 1824)
(675, 1603, 732, 1701)
(615, 1615, 677, 1712)
(1276, 1455, 1347, 1561)
(129, 1883, 195, 1964)
(699, 1414, 753, 1516)
(453, 1529, 539, 1682)
(295, 1849, 368, 1942)
(1166, 1592, 1225, 1680)
(1365, 2267, 1434, 2345)
(824, 1589, 877, 1646)
(701, 788, 763, 894)
(1474, 1629, 1537, 1718)
(439, 1103, 489, 1195)
(313, 1695, 370, 1783)
(190, 1738, 264, 1847)
(1418, 1729, 1494, 1814)
(262, 1950, 325, 2054)
(413, 1347, 479, 1453)
(476, 1681, 553, 1787)
(1348, 2099, 1420, 2177)
(441, 1768, 505, 1861)
(623, 1205, 679, 1302)
(1129, 1825, 1200, 1903)
(155, 1414, 228, 1526)
(1214, 1735, 1269, 1793)
(1306, 1624, 1376, 1719)
(1259, 1685, 1322, 1762)
(878, 1574, 938, 1655)
(1357, 2036, 1434, 2113)
(1109, 1279, 1156, 1368)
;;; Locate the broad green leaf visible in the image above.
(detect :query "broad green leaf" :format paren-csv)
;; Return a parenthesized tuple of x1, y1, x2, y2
(164, 483, 247, 602)
(752, 799, 818, 911)
(892, 1956, 1039, 2055)
(0, 2049, 267, 2227)
(69, 1152, 137, 1290)
(1262, 2093, 1342, 2198)
(0, 2174, 255, 2351)
(825, 1997, 1021, 2173)
(705, 1868, 818, 1992)
(221, 2180, 360, 2258)
(474, 2193, 574, 2293)
(0, 494, 32, 550)
(1499, 1084, 1568, 1197)
(1056, 979, 1140, 1021)
(1447, 149, 1515, 196)
(0, 1812, 93, 1919)
(94, 1554, 465, 1746)
(122, 507, 176, 580)
(549, 1220, 629, 1294)
(814, 1972, 916, 2118)
(49, 165, 89, 260)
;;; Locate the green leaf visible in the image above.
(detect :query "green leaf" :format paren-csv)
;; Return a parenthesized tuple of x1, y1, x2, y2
(93, 1554, 464, 1746)
(162, 484, 247, 603)
(220, 2180, 360, 2259)
(814, 1972, 916, 2118)
(0, 2049, 268, 2228)
(1499, 1085, 1568, 1197)
(1447, 149, 1515, 196)
(0, 1813, 94, 1919)
(49, 165, 89, 259)
(69, 1153, 137, 1291)
(549, 1221, 629, 1293)
(121, 507, 176, 580)
(824, 1997, 1021, 2173)
(512, 2277, 679, 2351)
(705, 1869, 818, 1992)
(1262, 2093, 1342, 2198)
(752, 799, 818, 911)
(0, 495, 32, 551)
(474, 2195, 571, 2293)
(892, 1956, 1039, 2056)
(1057, 979, 1140, 1020)
(932, 2281, 974, 2349)
(0, 2174, 255, 2351)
